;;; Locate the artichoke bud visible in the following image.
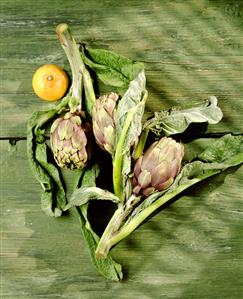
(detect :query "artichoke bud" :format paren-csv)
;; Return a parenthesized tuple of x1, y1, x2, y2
(92, 92, 119, 154)
(132, 137, 184, 197)
(50, 112, 91, 169)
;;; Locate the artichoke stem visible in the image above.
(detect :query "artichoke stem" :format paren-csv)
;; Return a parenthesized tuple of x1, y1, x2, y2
(113, 108, 135, 202)
(56, 24, 83, 102)
(108, 174, 221, 249)
(95, 205, 124, 259)
(132, 128, 149, 160)
(95, 195, 141, 258)
(56, 23, 96, 115)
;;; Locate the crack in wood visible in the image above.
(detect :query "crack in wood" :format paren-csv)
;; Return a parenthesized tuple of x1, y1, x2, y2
(1, 132, 243, 143)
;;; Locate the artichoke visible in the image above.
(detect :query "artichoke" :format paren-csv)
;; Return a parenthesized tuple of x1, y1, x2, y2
(50, 112, 91, 169)
(132, 137, 184, 196)
(92, 92, 119, 154)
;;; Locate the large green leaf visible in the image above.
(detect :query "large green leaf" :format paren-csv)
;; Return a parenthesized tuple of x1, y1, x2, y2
(35, 143, 66, 216)
(112, 71, 147, 201)
(64, 187, 119, 210)
(198, 134, 243, 164)
(26, 96, 71, 216)
(144, 96, 223, 136)
(72, 165, 123, 281)
(115, 70, 147, 145)
(27, 108, 67, 217)
(82, 47, 144, 93)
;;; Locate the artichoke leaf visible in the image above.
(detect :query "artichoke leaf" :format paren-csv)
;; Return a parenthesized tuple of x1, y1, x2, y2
(72, 164, 123, 281)
(144, 96, 223, 136)
(113, 71, 147, 201)
(64, 187, 120, 210)
(26, 98, 69, 216)
(82, 46, 144, 93)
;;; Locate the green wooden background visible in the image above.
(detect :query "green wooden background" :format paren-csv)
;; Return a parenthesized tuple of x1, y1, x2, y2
(1, 0, 243, 298)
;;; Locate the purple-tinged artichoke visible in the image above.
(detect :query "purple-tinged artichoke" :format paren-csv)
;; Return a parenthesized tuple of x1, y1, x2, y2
(50, 112, 91, 169)
(92, 92, 119, 154)
(132, 137, 184, 197)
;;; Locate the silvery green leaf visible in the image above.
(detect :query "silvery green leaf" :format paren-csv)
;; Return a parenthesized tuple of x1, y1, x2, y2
(144, 96, 223, 136)
(115, 70, 146, 144)
(64, 187, 120, 210)
(113, 71, 147, 201)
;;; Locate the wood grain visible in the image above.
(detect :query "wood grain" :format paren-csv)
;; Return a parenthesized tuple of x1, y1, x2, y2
(1, 0, 243, 136)
(1, 140, 243, 298)
(1, 0, 243, 298)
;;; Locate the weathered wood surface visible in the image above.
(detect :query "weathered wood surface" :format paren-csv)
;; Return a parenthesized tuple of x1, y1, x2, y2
(1, 0, 243, 298)
(1, 0, 243, 137)
(1, 140, 243, 298)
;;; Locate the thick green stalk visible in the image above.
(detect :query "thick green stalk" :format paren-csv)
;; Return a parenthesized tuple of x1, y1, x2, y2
(113, 93, 147, 201)
(95, 204, 124, 258)
(56, 24, 96, 115)
(102, 169, 222, 257)
(56, 24, 83, 101)
(113, 109, 135, 201)
(132, 128, 149, 160)
(109, 179, 201, 247)
(83, 68, 96, 116)
(96, 195, 141, 258)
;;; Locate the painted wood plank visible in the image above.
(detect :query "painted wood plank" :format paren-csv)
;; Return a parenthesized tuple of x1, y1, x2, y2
(1, 140, 243, 298)
(1, 0, 243, 137)
(1, 0, 243, 296)
(1, 89, 242, 138)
